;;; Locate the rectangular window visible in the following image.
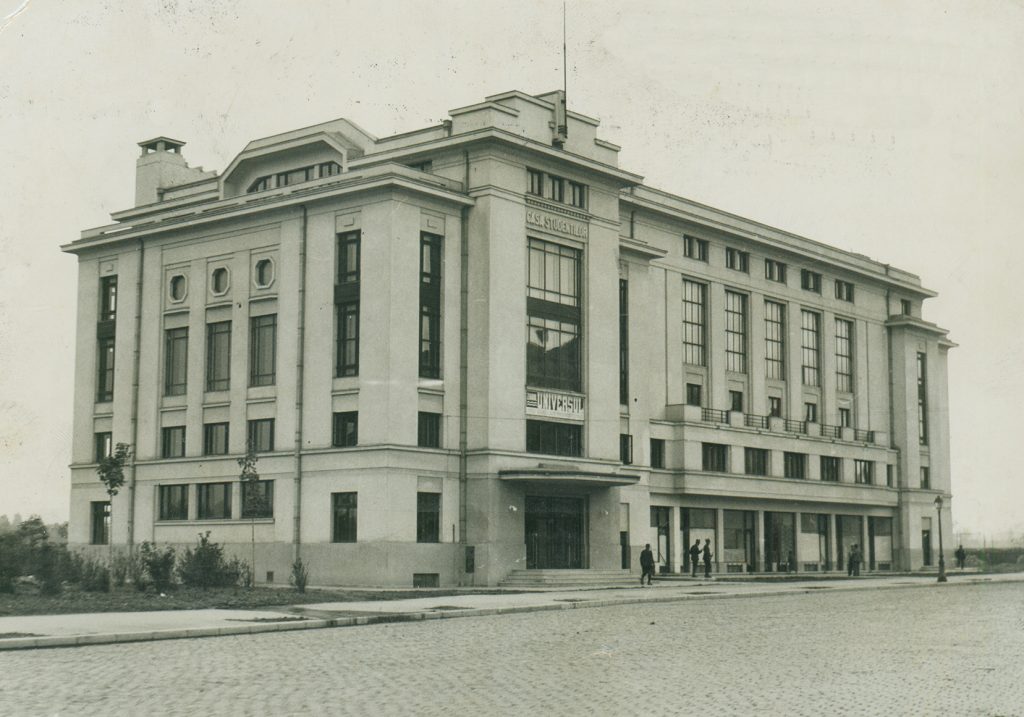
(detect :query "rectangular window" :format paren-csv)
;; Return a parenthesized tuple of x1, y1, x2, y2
(547, 174, 565, 203)
(801, 310, 821, 386)
(332, 411, 358, 448)
(886, 464, 895, 488)
(569, 181, 586, 209)
(765, 259, 787, 284)
(619, 279, 629, 405)
(725, 291, 747, 373)
(247, 418, 275, 453)
(197, 482, 232, 520)
(97, 336, 115, 402)
(835, 280, 855, 302)
(835, 318, 853, 393)
(744, 448, 768, 476)
(764, 300, 786, 380)
(920, 467, 930, 489)
(416, 492, 441, 543)
(805, 402, 818, 423)
(90, 501, 110, 545)
(526, 420, 582, 457)
(417, 411, 441, 448)
(730, 391, 744, 412)
(336, 301, 359, 378)
(686, 383, 702, 407)
(94, 432, 112, 463)
(205, 321, 231, 392)
(650, 439, 665, 469)
(726, 248, 749, 273)
(702, 443, 728, 472)
(527, 239, 581, 391)
(164, 327, 188, 396)
(619, 434, 633, 465)
(838, 407, 851, 428)
(203, 422, 229, 456)
(855, 460, 874, 485)
(419, 232, 443, 378)
(784, 452, 807, 479)
(99, 276, 118, 322)
(249, 314, 277, 387)
(332, 492, 358, 542)
(684, 235, 708, 261)
(900, 299, 912, 315)
(917, 352, 928, 445)
(158, 484, 189, 521)
(682, 280, 706, 366)
(337, 231, 360, 285)
(241, 479, 274, 519)
(800, 269, 822, 293)
(161, 426, 186, 459)
(527, 169, 544, 196)
(768, 396, 782, 417)
(821, 456, 841, 482)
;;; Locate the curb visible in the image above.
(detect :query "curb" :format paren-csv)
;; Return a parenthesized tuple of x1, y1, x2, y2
(0, 575, 1017, 651)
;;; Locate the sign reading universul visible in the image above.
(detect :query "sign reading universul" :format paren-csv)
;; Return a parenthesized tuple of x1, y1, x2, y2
(525, 389, 585, 421)
(526, 209, 589, 240)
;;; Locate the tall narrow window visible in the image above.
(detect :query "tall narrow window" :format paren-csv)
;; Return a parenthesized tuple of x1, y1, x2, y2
(247, 419, 275, 453)
(164, 327, 188, 396)
(917, 352, 928, 445)
(920, 467, 930, 489)
(206, 321, 231, 392)
(99, 276, 118, 321)
(855, 460, 874, 485)
(97, 336, 115, 402)
(801, 310, 821, 387)
(527, 169, 544, 195)
(332, 411, 358, 448)
(619, 434, 633, 465)
(420, 233, 442, 378)
(836, 318, 853, 393)
(527, 239, 581, 391)
(249, 314, 277, 387)
(332, 492, 358, 542)
(203, 422, 229, 456)
(619, 279, 629, 405)
(336, 231, 360, 377)
(94, 432, 112, 463)
(682, 280, 706, 366)
(650, 439, 665, 469)
(417, 411, 441, 448)
(725, 291, 747, 373)
(416, 492, 441, 543)
(768, 396, 782, 417)
(765, 300, 786, 380)
(90, 501, 111, 545)
(161, 426, 186, 459)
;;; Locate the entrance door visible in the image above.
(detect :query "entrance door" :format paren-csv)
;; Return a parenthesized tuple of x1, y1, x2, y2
(921, 529, 932, 566)
(650, 507, 671, 573)
(525, 496, 586, 569)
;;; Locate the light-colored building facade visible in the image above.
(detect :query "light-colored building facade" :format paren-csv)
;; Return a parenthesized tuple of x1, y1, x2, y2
(64, 91, 956, 586)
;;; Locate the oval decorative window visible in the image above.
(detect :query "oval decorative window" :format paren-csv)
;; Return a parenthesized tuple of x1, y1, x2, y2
(254, 258, 274, 288)
(169, 274, 187, 302)
(211, 267, 229, 295)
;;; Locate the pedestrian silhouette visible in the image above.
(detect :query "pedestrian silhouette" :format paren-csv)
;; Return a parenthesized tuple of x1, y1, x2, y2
(702, 538, 713, 578)
(640, 543, 655, 586)
(689, 539, 701, 577)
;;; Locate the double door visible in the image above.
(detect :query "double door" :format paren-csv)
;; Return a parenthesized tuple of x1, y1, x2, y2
(526, 496, 587, 569)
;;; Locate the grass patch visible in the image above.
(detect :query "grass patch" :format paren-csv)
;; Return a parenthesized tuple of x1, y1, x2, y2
(0, 585, 515, 617)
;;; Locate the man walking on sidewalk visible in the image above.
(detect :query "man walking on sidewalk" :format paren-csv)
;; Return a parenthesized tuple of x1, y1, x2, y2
(640, 544, 655, 586)
(689, 539, 702, 578)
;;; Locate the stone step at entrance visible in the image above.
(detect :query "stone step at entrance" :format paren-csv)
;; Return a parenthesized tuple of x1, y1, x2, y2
(500, 569, 637, 588)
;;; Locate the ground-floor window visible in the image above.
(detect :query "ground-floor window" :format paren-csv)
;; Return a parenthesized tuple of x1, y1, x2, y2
(90, 501, 110, 545)
(332, 492, 358, 542)
(417, 492, 440, 543)
(158, 485, 189, 521)
(241, 480, 274, 519)
(723, 510, 755, 572)
(197, 482, 232, 520)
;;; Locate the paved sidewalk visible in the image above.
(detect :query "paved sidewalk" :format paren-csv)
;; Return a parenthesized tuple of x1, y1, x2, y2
(1, 572, 1019, 651)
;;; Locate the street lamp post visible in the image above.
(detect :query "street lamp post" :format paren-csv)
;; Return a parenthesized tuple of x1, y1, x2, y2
(934, 495, 947, 583)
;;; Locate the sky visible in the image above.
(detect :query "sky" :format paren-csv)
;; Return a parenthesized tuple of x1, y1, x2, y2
(0, 0, 1021, 540)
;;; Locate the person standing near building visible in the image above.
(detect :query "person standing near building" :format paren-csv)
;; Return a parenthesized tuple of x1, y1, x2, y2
(689, 539, 702, 578)
(640, 543, 655, 586)
(847, 544, 855, 576)
(955, 544, 967, 569)
(851, 544, 862, 577)
(702, 538, 713, 579)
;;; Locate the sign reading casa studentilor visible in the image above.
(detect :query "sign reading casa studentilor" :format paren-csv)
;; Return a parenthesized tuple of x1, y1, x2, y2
(525, 389, 585, 421)
(526, 208, 589, 240)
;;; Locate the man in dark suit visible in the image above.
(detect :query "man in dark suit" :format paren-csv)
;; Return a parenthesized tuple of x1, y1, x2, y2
(640, 543, 655, 586)
(702, 538, 713, 579)
(689, 539, 702, 577)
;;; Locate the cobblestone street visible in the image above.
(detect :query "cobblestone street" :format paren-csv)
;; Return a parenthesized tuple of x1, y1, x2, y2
(3, 581, 1022, 716)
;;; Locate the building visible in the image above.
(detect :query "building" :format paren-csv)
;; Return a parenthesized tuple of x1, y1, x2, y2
(63, 90, 956, 586)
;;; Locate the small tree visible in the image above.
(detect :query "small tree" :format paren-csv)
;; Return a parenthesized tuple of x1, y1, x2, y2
(238, 444, 264, 588)
(96, 442, 132, 569)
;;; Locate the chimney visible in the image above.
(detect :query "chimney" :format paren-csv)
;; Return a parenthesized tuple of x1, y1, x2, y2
(135, 137, 202, 206)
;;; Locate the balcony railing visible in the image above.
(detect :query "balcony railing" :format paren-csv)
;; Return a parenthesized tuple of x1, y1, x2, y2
(744, 414, 769, 430)
(854, 429, 875, 443)
(820, 424, 842, 439)
(702, 408, 729, 424)
(784, 419, 807, 434)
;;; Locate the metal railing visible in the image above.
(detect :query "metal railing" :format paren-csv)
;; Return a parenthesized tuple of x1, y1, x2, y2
(744, 414, 769, 430)
(820, 424, 842, 439)
(854, 429, 875, 443)
(783, 419, 807, 434)
(701, 408, 729, 424)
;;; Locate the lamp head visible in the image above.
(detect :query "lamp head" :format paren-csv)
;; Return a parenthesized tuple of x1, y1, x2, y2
(934, 495, 943, 509)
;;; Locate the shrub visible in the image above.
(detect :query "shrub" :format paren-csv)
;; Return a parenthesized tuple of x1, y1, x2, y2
(140, 542, 176, 592)
(0, 533, 19, 593)
(177, 532, 246, 589)
(36, 544, 62, 595)
(291, 557, 310, 593)
(110, 551, 140, 588)
(80, 557, 111, 592)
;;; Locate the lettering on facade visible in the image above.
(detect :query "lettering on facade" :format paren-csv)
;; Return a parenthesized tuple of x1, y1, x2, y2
(526, 209, 589, 240)
(525, 389, 585, 421)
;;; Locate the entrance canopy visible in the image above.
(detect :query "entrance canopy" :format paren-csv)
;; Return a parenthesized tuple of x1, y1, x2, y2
(498, 467, 640, 488)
